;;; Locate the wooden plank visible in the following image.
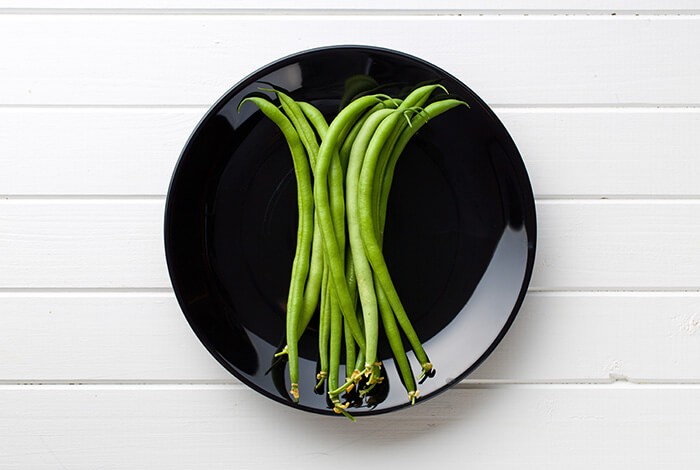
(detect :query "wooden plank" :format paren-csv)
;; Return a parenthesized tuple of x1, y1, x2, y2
(0, 201, 168, 288)
(1, 200, 699, 289)
(0, 108, 200, 196)
(0, 1, 697, 12)
(503, 109, 700, 197)
(0, 294, 228, 382)
(473, 292, 700, 382)
(532, 201, 700, 290)
(0, 385, 698, 469)
(3, 108, 700, 197)
(0, 293, 698, 382)
(1, 16, 699, 105)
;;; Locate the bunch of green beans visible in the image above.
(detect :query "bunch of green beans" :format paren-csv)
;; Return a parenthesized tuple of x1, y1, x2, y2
(239, 84, 466, 420)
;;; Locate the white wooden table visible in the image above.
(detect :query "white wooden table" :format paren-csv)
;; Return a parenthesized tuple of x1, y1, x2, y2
(1, 1, 699, 468)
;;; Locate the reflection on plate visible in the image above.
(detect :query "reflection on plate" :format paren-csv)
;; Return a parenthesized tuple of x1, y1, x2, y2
(164, 45, 536, 416)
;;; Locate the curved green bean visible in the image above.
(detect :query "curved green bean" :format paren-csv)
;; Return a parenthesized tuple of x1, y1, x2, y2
(378, 99, 468, 242)
(313, 94, 385, 350)
(239, 97, 313, 402)
(357, 108, 434, 379)
(345, 107, 394, 384)
(375, 279, 417, 403)
(316, 262, 330, 389)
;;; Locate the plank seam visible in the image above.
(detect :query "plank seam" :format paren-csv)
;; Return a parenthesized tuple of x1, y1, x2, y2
(0, 9, 699, 16)
(0, 290, 696, 296)
(0, 287, 697, 295)
(4, 196, 700, 202)
(3, 104, 700, 110)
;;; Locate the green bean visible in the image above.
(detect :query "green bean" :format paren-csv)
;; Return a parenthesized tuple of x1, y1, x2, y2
(357, 108, 435, 379)
(296, 103, 363, 377)
(288, 101, 345, 266)
(274, 95, 325, 343)
(340, 74, 379, 109)
(401, 84, 445, 109)
(328, 289, 343, 398)
(339, 99, 401, 169)
(354, 342, 365, 378)
(296, 101, 365, 400)
(293, 100, 347, 276)
(297, 102, 326, 132)
(343, 246, 359, 371)
(329, 153, 346, 261)
(378, 99, 468, 243)
(345, 108, 395, 384)
(375, 278, 417, 403)
(313, 95, 385, 350)
(354, 109, 421, 400)
(371, 110, 414, 235)
(286, 99, 354, 367)
(262, 94, 330, 397)
(298, 100, 350, 327)
(316, 262, 330, 389)
(371, 85, 443, 232)
(239, 97, 313, 402)
(246, 87, 466, 411)
(289, 101, 327, 337)
(328, 295, 367, 398)
(330, 290, 354, 420)
(274, 91, 320, 161)
(362, 111, 420, 400)
(344, 245, 358, 309)
(298, 227, 323, 334)
(338, 100, 399, 318)
(343, 317, 356, 383)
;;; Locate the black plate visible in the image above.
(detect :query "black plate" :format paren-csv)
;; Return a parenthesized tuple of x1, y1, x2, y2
(164, 45, 536, 417)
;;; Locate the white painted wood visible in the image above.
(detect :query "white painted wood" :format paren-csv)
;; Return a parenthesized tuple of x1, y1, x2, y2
(4, 108, 700, 197)
(0, 1, 696, 11)
(0, 294, 228, 382)
(0, 5, 698, 466)
(1, 16, 699, 105)
(0, 385, 698, 469)
(0, 108, 200, 196)
(0, 201, 168, 288)
(503, 109, 700, 197)
(474, 292, 700, 382)
(532, 201, 700, 290)
(0, 293, 698, 382)
(1, 200, 698, 290)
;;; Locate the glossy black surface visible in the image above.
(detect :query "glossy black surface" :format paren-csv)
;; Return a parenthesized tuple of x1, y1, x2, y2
(164, 46, 536, 416)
